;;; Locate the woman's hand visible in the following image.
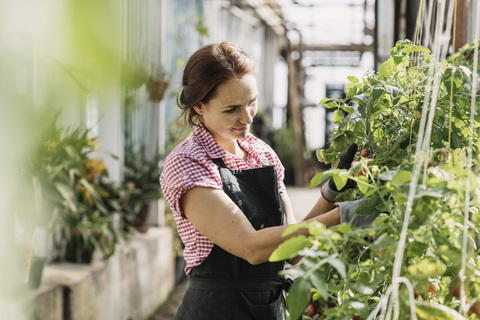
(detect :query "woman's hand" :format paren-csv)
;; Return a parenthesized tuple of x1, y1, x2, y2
(321, 143, 358, 202)
(338, 199, 381, 228)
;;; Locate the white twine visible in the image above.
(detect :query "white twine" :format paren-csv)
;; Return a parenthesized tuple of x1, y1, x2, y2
(366, 0, 470, 319)
(459, 1, 480, 316)
(423, 0, 435, 49)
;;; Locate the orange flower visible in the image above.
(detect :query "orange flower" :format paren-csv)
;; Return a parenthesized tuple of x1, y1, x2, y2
(85, 158, 107, 180)
(87, 136, 101, 151)
(44, 138, 59, 150)
(78, 185, 93, 204)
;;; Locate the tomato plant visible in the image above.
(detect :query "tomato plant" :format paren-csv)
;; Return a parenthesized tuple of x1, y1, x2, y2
(271, 40, 480, 320)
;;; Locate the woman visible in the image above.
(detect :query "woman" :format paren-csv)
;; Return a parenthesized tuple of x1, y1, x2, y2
(160, 41, 377, 320)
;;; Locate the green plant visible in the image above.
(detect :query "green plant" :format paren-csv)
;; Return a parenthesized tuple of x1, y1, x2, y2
(165, 210, 184, 258)
(271, 40, 480, 319)
(26, 111, 134, 263)
(123, 143, 163, 216)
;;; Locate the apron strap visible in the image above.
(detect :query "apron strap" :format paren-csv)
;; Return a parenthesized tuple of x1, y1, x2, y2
(188, 277, 293, 292)
(212, 158, 227, 168)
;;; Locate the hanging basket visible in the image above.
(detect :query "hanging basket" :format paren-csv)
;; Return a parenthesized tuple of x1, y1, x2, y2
(146, 79, 170, 101)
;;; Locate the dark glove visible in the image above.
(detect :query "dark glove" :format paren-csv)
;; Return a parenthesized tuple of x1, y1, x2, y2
(321, 144, 358, 202)
(329, 143, 358, 191)
(338, 199, 381, 228)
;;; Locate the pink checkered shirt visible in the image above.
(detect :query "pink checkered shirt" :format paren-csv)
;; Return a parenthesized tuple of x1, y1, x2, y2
(160, 122, 286, 276)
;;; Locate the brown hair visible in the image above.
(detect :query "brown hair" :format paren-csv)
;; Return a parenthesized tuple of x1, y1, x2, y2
(177, 41, 258, 127)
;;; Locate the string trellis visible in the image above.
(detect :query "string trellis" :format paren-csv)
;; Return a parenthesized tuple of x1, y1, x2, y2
(367, 1, 480, 319)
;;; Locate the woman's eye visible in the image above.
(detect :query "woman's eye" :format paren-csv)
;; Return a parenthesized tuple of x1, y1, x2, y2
(224, 108, 236, 114)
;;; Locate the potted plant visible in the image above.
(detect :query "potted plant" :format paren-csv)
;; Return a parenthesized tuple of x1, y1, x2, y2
(121, 61, 151, 89)
(270, 40, 480, 319)
(123, 143, 163, 233)
(60, 155, 134, 263)
(24, 110, 134, 264)
(146, 64, 170, 101)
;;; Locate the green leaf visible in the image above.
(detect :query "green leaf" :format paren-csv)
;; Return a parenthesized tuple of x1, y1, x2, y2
(378, 169, 400, 181)
(286, 277, 311, 320)
(47, 164, 65, 180)
(351, 161, 363, 176)
(331, 133, 347, 153)
(407, 259, 446, 277)
(400, 44, 430, 54)
(450, 148, 467, 168)
(332, 172, 348, 190)
(324, 101, 337, 109)
(319, 98, 333, 105)
(79, 178, 105, 209)
(340, 105, 355, 114)
(391, 170, 411, 184)
(415, 301, 466, 320)
(365, 87, 385, 118)
(327, 257, 346, 278)
(309, 273, 328, 300)
(350, 282, 374, 295)
(357, 176, 370, 194)
(443, 67, 463, 95)
(347, 76, 359, 83)
(55, 183, 76, 212)
(379, 57, 395, 79)
(350, 96, 366, 108)
(269, 235, 311, 262)
(309, 171, 329, 189)
(352, 119, 366, 137)
(414, 186, 445, 198)
(335, 223, 352, 234)
(345, 300, 369, 319)
(282, 222, 309, 237)
(333, 109, 343, 123)
(307, 221, 327, 236)
(345, 82, 358, 98)
(370, 102, 387, 118)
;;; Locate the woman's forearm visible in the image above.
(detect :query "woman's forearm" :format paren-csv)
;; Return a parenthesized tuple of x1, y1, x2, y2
(246, 207, 340, 265)
(301, 195, 337, 222)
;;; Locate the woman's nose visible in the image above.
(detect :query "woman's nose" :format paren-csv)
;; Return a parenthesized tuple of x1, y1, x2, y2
(239, 107, 254, 124)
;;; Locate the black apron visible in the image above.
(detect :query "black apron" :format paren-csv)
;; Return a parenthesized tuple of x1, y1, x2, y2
(174, 158, 290, 320)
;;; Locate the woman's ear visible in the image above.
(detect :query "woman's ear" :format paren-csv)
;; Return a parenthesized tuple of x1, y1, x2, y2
(193, 103, 203, 115)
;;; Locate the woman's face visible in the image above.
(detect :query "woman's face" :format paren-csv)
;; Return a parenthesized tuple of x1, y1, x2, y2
(195, 73, 258, 149)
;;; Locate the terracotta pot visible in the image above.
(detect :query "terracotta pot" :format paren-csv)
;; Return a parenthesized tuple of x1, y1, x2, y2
(147, 79, 170, 101)
(135, 203, 151, 233)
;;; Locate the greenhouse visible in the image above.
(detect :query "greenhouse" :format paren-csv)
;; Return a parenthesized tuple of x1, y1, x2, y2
(0, 1, 478, 319)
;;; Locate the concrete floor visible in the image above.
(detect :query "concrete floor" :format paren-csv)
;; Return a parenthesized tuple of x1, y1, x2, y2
(285, 186, 321, 221)
(149, 187, 320, 319)
(148, 278, 189, 320)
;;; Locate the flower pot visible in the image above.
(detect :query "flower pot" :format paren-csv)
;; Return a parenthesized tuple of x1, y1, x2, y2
(64, 233, 94, 264)
(135, 203, 151, 233)
(146, 79, 170, 101)
(28, 255, 46, 289)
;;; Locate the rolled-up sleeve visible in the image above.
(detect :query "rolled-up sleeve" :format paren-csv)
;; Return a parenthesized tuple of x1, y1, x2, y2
(161, 153, 223, 217)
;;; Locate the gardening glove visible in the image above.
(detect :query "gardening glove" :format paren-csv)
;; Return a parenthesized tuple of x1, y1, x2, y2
(338, 199, 381, 228)
(321, 143, 358, 202)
